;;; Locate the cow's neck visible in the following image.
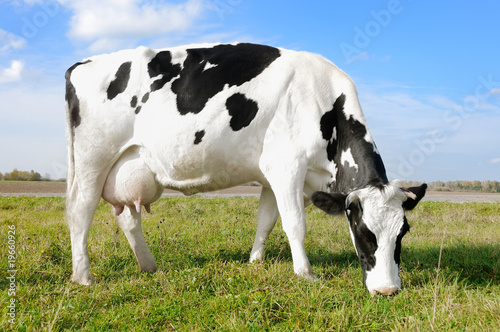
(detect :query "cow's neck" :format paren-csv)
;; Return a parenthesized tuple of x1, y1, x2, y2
(329, 108, 388, 194)
(332, 141, 388, 194)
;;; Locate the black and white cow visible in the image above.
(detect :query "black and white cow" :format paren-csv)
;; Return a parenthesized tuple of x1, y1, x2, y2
(65, 43, 426, 295)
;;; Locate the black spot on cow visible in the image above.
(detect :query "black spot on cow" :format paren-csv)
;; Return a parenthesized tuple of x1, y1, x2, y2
(346, 199, 378, 285)
(194, 130, 205, 145)
(131, 93, 149, 115)
(131, 95, 138, 108)
(148, 51, 181, 92)
(107, 62, 132, 100)
(320, 93, 344, 162)
(320, 93, 388, 193)
(65, 60, 92, 128)
(226, 93, 259, 131)
(171, 43, 281, 115)
(394, 216, 410, 266)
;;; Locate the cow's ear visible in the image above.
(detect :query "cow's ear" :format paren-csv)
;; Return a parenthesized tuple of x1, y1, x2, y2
(311, 192, 347, 215)
(402, 183, 427, 210)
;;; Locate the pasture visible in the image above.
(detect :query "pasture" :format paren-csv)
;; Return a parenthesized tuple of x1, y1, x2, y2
(1, 195, 499, 331)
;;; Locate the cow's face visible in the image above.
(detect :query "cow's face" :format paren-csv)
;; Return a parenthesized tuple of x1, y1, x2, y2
(312, 182, 427, 295)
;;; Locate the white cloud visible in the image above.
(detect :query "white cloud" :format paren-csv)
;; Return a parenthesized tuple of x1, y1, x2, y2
(346, 51, 369, 64)
(0, 60, 24, 83)
(60, 0, 207, 52)
(425, 130, 440, 137)
(346, 52, 392, 64)
(491, 157, 500, 164)
(490, 88, 500, 95)
(0, 29, 27, 53)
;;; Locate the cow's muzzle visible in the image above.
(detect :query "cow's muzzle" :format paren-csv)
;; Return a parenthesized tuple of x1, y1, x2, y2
(369, 286, 400, 296)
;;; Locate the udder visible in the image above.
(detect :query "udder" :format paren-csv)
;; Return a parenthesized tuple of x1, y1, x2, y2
(102, 149, 163, 216)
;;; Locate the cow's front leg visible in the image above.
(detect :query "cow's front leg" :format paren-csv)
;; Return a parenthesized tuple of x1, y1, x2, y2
(274, 188, 315, 280)
(117, 206, 157, 272)
(259, 141, 315, 280)
(250, 186, 279, 262)
(263, 168, 315, 280)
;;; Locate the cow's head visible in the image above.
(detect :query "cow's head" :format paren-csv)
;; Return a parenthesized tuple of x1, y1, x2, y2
(311, 181, 427, 295)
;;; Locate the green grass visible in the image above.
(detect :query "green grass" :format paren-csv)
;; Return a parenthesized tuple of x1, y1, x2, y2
(1, 196, 499, 331)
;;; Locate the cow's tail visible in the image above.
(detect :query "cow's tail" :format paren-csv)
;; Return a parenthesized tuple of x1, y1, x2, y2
(65, 128, 75, 199)
(65, 108, 75, 199)
(64, 64, 80, 198)
(65, 60, 92, 199)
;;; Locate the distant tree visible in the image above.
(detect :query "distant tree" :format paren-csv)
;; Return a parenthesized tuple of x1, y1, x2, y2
(18, 170, 29, 181)
(471, 180, 481, 191)
(401, 180, 500, 193)
(482, 180, 491, 192)
(28, 170, 41, 181)
(457, 181, 466, 190)
(9, 169, 20, 181)
(0, 172, 3, 180)
(445, 181, 453, 190)
(493, 181, 500, 193)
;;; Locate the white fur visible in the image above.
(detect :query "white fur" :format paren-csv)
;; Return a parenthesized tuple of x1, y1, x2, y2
(202, 61, 218, 72)
(341, 148, 358, 171)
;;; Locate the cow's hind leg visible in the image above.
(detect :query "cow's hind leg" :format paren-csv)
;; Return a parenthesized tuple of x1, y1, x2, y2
(117, 206, 157, 272)
(66, 183, 103, 285)
(250, 186, 279, 262)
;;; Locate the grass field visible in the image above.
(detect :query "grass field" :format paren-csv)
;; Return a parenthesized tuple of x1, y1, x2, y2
(1, 196, 499, 331)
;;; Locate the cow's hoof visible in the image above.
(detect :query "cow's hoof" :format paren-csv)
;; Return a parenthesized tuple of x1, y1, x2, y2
(71, 273, 95, 286)
(300, 273, 320, 282)
(140, 264, 158, 273)
(249, 251, 265, 263)
(296, 269, 319, 282)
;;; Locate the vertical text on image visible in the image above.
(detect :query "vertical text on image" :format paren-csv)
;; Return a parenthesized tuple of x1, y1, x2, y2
(7, 225, 17, 325)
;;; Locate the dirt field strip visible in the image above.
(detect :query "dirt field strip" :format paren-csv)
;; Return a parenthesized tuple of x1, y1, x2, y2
(1, 182, 500, 202)
(423, 191, 500, 203)
(0, 181, 66, 194)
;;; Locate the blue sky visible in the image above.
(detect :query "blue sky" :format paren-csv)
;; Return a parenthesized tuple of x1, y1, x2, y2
(1, 0, 499, 181)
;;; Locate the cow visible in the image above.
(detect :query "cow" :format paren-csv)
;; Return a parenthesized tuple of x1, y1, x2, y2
(65, 42, 426, 295)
